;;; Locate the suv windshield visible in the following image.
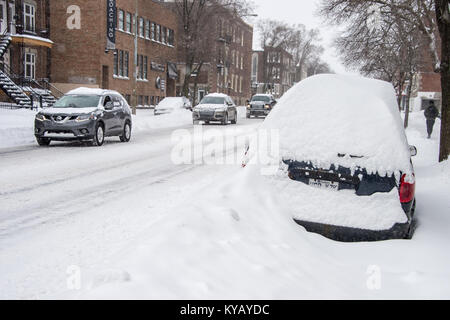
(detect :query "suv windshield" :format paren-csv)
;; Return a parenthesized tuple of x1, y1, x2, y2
(251, 96, 271, 102)
(53, 95, 101, 108)
(200, 97, 225, 105)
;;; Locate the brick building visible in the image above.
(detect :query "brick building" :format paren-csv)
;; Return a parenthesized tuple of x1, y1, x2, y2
(175, 9, 253, 106)
(251, 47, 295, 98)
(409, 33, 442, 112)
(0, 0, 55, 107)
(50, 0, 179, 108)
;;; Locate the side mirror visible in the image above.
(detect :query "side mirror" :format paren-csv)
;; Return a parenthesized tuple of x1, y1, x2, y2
(105, 101, 114, 110)
(409, 145, 417, 157)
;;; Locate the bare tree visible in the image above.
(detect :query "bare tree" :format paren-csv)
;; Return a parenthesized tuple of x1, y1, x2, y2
(170, 0, 254, 100)
(321, 0, 450, 161)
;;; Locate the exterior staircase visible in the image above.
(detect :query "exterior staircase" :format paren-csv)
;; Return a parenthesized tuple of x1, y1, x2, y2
(0, 70, 32, 107)
(0, 33, 58, 108)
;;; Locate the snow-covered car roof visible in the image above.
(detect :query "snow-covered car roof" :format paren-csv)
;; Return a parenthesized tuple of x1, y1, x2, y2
(155, 97, 186, 109)
(66, 87, 121, 96)
(205, 93, 230, 98)
(261, 74, 413, 175)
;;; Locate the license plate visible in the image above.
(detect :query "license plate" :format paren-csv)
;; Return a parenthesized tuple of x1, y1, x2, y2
(308, 179, 339, 191)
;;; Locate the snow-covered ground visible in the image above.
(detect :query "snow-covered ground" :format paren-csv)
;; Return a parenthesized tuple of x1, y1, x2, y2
(0, 107, 449, 299)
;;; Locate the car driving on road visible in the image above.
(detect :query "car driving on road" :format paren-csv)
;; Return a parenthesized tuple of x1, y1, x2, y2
(192, 93, 238, 125)
(34, 88, 132, 147)
(246, 94, 277, 118)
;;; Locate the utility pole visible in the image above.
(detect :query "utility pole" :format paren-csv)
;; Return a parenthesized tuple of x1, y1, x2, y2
(132, 0, 138, 115)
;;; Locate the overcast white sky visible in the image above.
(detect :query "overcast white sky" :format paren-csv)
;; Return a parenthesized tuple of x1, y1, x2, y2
(249, 0, 349, 74)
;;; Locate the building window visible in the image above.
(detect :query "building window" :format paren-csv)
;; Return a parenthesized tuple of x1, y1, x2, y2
(145, 20, 150, 39)
(161, 26, 167, 44)
(143, 56, 147, 79)
(24, 52, 35, 79)
(113, 51, 118, 75)
(114, 50, 129, 78)
(126, 12, 132, 33)
(168, 29, 174, 46)
(118, 50, 123, 76)
(124, 51, 129, 77)
(132, 14, 136, 34)
(137, 55, 147, 80)
(118, 10, 124, 31)
(156, 24, 161, 42)
(139, 17, 144, 37)
(151, 22, 155, 40)
(23, 3, 35, 32)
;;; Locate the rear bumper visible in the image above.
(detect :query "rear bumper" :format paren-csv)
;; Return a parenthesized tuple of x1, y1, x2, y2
(293, 219, 411, 242)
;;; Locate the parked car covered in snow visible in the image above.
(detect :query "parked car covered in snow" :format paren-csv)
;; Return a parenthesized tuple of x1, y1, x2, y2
(154, 97, 192, 115)
(246, 94, 277, 118)
(34, 88, 132, 147)
(192, 93, 238, 125)
(245, 74, 417, 242)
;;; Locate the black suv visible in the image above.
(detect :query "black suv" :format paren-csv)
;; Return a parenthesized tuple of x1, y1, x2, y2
(34, 88, 132, 146)
(246, 94, 277, 118)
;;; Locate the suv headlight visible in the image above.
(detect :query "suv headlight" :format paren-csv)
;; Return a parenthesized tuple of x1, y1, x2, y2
(265, 104, 271, 109)
(35, 113, 48, 121)
(76, 113, 96, 122)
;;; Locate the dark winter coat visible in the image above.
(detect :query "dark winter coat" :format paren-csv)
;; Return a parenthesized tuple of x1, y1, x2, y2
(424, 105, 439, 120)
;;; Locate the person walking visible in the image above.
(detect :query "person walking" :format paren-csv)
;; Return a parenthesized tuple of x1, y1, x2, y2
(424, 101, 439, 139)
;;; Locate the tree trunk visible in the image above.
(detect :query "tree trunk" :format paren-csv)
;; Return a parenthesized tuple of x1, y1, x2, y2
(436, 0, 450, 162)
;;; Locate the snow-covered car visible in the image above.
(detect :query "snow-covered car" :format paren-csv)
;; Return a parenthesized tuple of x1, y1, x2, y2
(154, 97, 192, 115)
(246, 94, 277, 118)
(247, 74, 417, 242)
(34, 88, 132, 147)
(192, 93, 238, 125)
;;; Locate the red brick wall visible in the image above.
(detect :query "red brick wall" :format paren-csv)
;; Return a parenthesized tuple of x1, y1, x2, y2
(50, 0, 178, 104)
(420, 72, 442, 92)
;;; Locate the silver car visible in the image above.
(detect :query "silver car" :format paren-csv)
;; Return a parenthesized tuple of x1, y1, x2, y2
(192, 93, 238, 125)
(34, 88, 132, 147)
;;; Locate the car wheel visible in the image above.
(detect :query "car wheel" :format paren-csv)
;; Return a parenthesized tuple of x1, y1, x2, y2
(92, 123, 105, 146)
(246, 113, 250, 119)
(405, 219, 417, 240)
(120, 121, 132, 142)
(36, 137, 51, 146)
(231, 113, 237, 124)
(222, 113, 228, 125)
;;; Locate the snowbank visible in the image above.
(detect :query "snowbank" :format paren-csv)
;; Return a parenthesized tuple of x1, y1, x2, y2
(78, 111, 450, 300)
(0, 108, 37, 148)
(261, 74, 413, 175)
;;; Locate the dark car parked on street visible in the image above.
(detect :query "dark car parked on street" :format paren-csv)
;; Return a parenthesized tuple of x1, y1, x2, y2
(246, 94, 277, 118)
(34, 88, 132, 147)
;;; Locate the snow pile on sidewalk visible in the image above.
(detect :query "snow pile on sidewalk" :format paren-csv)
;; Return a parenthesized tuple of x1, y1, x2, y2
(0, 108, 37, 148)
(262, 74, 412, 175)
(78, 111, 450, 300)
(132, 109, 192, 131)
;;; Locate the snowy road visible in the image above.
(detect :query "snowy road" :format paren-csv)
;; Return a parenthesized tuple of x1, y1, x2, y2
(0, 111, 263, 299)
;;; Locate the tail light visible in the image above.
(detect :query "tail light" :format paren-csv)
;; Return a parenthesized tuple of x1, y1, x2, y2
(399, 174, 415, 203)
